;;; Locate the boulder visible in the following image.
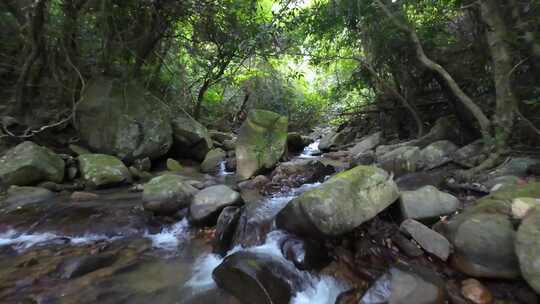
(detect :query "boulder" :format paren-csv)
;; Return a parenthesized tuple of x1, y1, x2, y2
(378, 146, 421, 176)
(419, 140, 458, 169)
(171, 111, 213, 161)
(78, 154, 131, 188)
(270, 158, 335, 188)
(318, 127, 355, 152)
(488, 157, 540, 178)
(349, 132, 382, 157)
(0, 141, 64, 186)
(516, 208, 540, 293)
(235, 110, 288, 180)
(399, 186, 460, 222)
(4, 186, 55, 207)
(76, 78, 172, 162)
(400, 219, 452, 261)
(276, 165, 399, 238)
(209, 130, 235, 143)
(287, 132, 310, 152)
(512, 197, 540, 220)
(281, 236, 329, 270)
(452, 140, 486, 168)
(166, 158, 183, 172)
(360, 266, 446, 304)
(189, 185, 242, 225)
(212, 251, 304, 304)
(213, 206, 241, 255)
(142, 174, 198, 214)
(200, 148, 226, 173)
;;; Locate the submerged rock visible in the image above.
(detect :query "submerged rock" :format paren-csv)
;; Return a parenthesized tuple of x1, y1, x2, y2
(78, 154, 132, 188)
(0, 141, 65, 186)
(236, 110, 288, 180)
(59, 254, 117, 279)
(171, 111, 213, 161)
(212, 251, 304, 304)
(4, 186, 55, 207)
(516, 208, 540, 293)
(189, 185, 242, 225)
(200, 148, 226, 173)
(399, 185, 460, 222)
(142, 174, 198, 215)
(276, 165, 399, 238)
(76, 78, 172, 162)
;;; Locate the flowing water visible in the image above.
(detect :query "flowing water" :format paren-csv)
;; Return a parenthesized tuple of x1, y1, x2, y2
(0, 144, 345, 303)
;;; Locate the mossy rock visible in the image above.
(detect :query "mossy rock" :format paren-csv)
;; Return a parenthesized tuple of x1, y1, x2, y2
(78, 154, 131, 188)
(0, 141, 65, 186)
(516, 208, 540, 293)
(276, 165, 400, 238)
(235, 110, 288, 180)
(171, 111, 213, 161)
(142, 174, 198, 214)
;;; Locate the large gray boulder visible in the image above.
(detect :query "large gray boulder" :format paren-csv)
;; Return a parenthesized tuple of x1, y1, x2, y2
(0, 141, 64, 186)
(419, 140, 458, 169)
(235, 110, 288, 180)
(189, 185, 242, 225)
(276, 165, 399, 238)
(200, 148, 226, 173)
(377, 146, 421, 176)
(212, 251, 304, 304)
(76, 78, 172, 162)
(78, 154, 131, 188)
(349, 132, 382, 157)
(4, 186, 55, 208)
(399, 186, 460, 222)
(142, 174, 198, 214)
(516, 209, 540, 293)
(318, 127, 355, 152)
(171, 111, 213, 161)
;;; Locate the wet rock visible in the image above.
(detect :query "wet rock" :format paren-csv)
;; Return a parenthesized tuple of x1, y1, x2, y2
(483, 175, 521, 193)
(236, 110, 288, 180)
(166, 158, 183, 172)
(142, 174, 198, 215)
(190, 185, 242, 225)
(213, 206, 241, 255)
(232, 200, 275, 247)
(67, 165, 79, 181)
(461, 279, 493, 304)
(360, 266, 446, 304)
(378, 146, 421, 177)
(252, 175, 270, 189)
(395, 171, 449, 191)
(76, 78, 172, 162)
(0, 141, 65, 186)
(399, 186, 460, 222)
(4, 186, 55, 206)
(171, 111, 213, 161)
(400, 219, 451, 261)
(276, 165, 399, 238)
(439, 212, 520, 279)
(212, 251, 304, 304)
(59, 254, 117, 279)
(200, 148, 226, 173)
(319, 127, 355, 152)
(351, 151, 376, 166)
(516, 208, 540, 293)
(270, 158, 335, 188)
(287, 132, 310, 152)
(70, 191, 99, 202)
(349, 132, 382, 157)
(419, 140, 458, 169)
(452, 140, 486, 168)
(223, 139, 236, 151)
(281, 236, 329, 270)
(38, 181, 64, 192)
(392, 233, 424, 258)
(489, 157, 540, 178)
(78, 154, 131, 188)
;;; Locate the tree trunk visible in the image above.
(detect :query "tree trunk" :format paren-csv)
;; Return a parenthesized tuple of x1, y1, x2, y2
(194, 79, 211, 120)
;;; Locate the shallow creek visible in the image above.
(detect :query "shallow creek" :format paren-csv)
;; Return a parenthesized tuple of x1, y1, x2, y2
(0, 142, 349, 303)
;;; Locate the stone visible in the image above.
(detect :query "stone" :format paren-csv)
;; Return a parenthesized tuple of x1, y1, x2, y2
(281, 236, 329, 270)
(516, 209, 540, 293)
(190, 185, 242, 225)
(171, 111, 213, 161)
(0, 141, 65, 186)
(200, 148, 226, 173)
(512, 197, 540, 220)
(378, 146, 421, 177)
(213, 206, 241, 256)
(287, 132, 310, 152)
(392, 233, 424, 258)
(76, 78, 172, 162)
(78, 154, 131, 188)
(400, 219, 451, 261)
(166, 158, 183, 172)
(399, 186, 460, 222)
(352, 151, 376, 166)
(419, 140, 458, 169)
(483, 175, 521, 193)
(461, 279, 493, 304)
(68, 144, 91, 156)
(4, 186, 55, 206)
(270, 158, 335, 188)
(528, 163, 540, 176)
(133, 157, 151, 172)
(70, 191, 99, 202)
(209, 130, 235, 143)
(212, 251, 304, 304)
(235, 110, 288, 180)
(318, 128, 355, 152)
(349, 132, 382, 156)
(276, 165, 399, 238)
(142, 174, 198, 214)
(223, 139, 236, 151)
(59, 254, 116, 279)
(452, 140, 486, 168)
(489, 157, 540, 178)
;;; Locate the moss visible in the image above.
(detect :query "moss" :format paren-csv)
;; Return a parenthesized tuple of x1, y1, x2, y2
(78, 154, 130, 187)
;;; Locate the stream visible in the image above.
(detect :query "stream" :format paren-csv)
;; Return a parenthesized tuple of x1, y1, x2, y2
(0, 140, 348, 303)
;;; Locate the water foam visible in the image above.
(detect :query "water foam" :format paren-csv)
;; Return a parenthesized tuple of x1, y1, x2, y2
(144, 218, 191, 251)
(301, 139, 321, 157)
